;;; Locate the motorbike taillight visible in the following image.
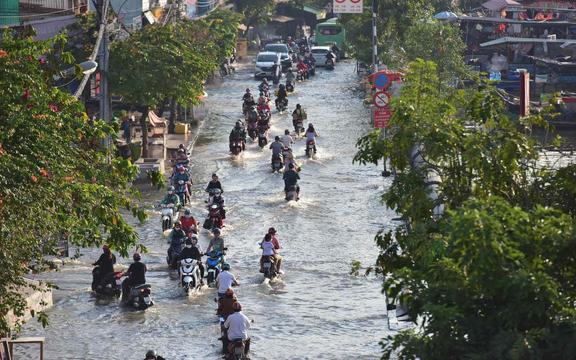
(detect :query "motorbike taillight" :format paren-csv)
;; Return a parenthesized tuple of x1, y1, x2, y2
(141, 288, 151, 295)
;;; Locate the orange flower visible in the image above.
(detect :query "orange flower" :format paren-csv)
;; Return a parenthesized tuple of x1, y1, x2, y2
(0, 50, 7, 58)
(31, 175, 38, 183)
(39, 168, 49, 177)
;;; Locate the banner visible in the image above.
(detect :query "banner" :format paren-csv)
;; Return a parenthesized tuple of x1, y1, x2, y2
(333, 0, 363, 14)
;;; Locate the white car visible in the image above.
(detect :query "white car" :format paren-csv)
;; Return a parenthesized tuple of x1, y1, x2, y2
(254, 51, 281, 83)
(310, 46, 332, 67)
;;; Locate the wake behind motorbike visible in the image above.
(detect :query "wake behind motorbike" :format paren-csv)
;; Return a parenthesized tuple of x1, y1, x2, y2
(180, 258, 202, 294)
(92, 266, 122, 297)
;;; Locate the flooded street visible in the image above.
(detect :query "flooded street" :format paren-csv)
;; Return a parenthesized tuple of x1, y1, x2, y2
(18, 62, 396, 359)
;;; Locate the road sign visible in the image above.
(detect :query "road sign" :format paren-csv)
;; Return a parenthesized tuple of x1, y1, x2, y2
(373, 107, 392, 128)
(373, 91, 390, 108)
(333, 0, 363, 13)
(374, 73, 390, 90)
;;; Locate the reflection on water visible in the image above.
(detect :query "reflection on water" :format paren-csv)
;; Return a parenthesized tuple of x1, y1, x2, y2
(18, 62, 396, 360)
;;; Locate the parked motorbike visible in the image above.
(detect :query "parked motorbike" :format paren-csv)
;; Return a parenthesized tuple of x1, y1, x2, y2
(180, 258, 202, 294)
(305, 140, 316, 158)
(92, 266, 122, 297)
(161, 204, 177, 232)
(123, 284, 153, 310)
(285, 185, 299, 202)
(271, 154, 283, 173)
(206, 250, 224, 287)
(261, 255, 277, 280)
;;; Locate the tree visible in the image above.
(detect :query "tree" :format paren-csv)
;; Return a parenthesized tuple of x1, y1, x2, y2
(0, 30, 145, 334)
(234, 0, 275, 29)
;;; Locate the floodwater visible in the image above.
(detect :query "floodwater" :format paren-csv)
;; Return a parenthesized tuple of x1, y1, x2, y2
(17, 61, 397, 359)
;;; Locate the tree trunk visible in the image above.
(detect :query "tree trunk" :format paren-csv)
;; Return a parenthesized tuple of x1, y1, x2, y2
(168, 98, 177, 134)
(139, 106, 149, 158)
(157, 97, 169, 118)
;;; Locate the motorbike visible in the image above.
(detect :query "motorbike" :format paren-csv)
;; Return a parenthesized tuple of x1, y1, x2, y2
(293, 118, 304, 137)
(180, 258, 202, 294)
(285, 80, 294, 93)
(296, 69, 305, 82)
(242, 100, 254, 115)
(305, 61, 316, 76)
(271, 154, 283, 173)
(258, 109, 271, 123)
(92, 266, 122, 297)
(228, 339, 250, 360)
(161, 204, 178, 232)
(206, 250, 224, 287)
(123, 284, 153, 310)
(258, 126, 268, 149)
(230, 140, 244, 156)
(247, 120, 258, 141)
(276, 97, 288, 113)
(285, 185, 299, 201)
(325, 58, 335, 70)
(167, 246, 182, 270)
(305, 140, 316, 158)
(261, 255, 277, 280)
(204, 204, 224, 230)
(175, 179, 190, 205)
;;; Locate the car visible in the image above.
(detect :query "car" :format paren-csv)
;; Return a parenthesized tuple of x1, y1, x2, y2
(254, 51, 281, 83)
(264, 43, 292, 71)
(310, 46, 333, 67)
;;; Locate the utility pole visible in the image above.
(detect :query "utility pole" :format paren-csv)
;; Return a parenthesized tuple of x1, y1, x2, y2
(98, 0, 110, 125)
(371, 0, 378, 72)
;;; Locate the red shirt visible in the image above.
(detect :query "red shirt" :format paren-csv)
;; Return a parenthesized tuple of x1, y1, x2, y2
(180, 216, 196, 230)
(257, 104, 270, 112)
(272, 235, 281, 250)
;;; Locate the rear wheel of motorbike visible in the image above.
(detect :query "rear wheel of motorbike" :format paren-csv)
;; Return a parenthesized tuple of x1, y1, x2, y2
(207, 272, 215, 286)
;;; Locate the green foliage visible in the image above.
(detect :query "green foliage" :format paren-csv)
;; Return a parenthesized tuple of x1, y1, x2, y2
(205, 9, 243, 63)
(234, 0, 274, 29)
(0, 30, 145, 334)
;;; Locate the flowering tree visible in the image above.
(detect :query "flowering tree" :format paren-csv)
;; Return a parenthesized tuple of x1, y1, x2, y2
(0, 30, 145, 334)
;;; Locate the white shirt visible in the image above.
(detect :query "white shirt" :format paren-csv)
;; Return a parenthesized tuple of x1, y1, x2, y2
(224, 311, 251, 341)
(280, 134, 293, 149)
(216, 270, 237, 293)
(261, 241, 275, 256)
(306, 131, 316, 142)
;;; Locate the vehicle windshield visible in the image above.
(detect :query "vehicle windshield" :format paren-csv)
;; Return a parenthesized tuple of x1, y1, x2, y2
(312, 49, 329, 54)
(265, 44, 288, 53)
(318, 26, 341, 35)
(257, 54, 278, 62)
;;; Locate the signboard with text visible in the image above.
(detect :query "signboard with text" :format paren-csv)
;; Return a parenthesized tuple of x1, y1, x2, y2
(373, 107, 392, 128)
(333, 0, 363, 14)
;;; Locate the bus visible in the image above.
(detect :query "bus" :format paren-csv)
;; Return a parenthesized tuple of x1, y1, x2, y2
(314, 18, 346, 57)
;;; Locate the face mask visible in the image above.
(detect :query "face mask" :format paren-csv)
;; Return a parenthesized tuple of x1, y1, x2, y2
(185, 245, 192, 248)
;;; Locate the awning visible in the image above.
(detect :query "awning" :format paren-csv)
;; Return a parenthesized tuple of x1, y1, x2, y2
(481, 0, 521, 11)
(270, 15, 296, 23)
(143, 11, 156, 25)
(481, 37, 576, 47)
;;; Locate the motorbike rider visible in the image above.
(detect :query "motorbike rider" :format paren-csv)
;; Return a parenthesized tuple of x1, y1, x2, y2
(206, 227, 225, 254)
(270, 136, 284, 161)
(179, 208, 197, 234)
(144, 350, 166, 360)
(268, 227, 283, 273)
(224, 302, 251, 355)
(206, 173, 223, 194)
(217, 287, 238, 319)
(121, 253, 147, 301)
(280, 129, 294, 150)
(257, 96, 271, 116)
(93, 245, 117, 288)
(246, 105, 259, 124)
(229, 121, 246, 152)
(216, 262, 239, 299)
(168, 221, 186, 268)
(292, 104, 307, 130)
(283, 163, 300, 200)
(160, 186, 181, 209)
(259, 233, 278, 273)
(331, 43, 341, 58)
(172, 164, 192, 200)
(179, 237, 205, 284)
(275, 84, 288, 109)
(258, 78, 269, 95)
(285, 68, 296, 89)
(325, 50, 336, 66)
(175, 147, 189, 167)
(296, 59, 308, 79)
(208, 189, 226, 219)
(306, 123, 320, 153)
(283, 148, 299, 172)
(242, 88, 254, 103)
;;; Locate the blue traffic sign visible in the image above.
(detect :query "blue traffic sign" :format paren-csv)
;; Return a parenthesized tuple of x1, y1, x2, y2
(374, 73, 390, 89)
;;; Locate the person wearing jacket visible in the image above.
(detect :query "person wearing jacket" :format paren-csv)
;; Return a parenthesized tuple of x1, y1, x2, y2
(93, 245, 117, 288)
(122, 253, 147, 301)
(179, 237, 204, 284)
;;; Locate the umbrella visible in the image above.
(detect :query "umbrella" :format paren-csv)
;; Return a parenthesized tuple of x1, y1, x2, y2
(434, 11, 459, 21)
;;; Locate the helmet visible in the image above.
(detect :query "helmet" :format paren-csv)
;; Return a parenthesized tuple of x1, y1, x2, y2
(268, 227, 277, 234)
(222, 262, 230, 270)
(288, 163, 295, 169)
(185, 239, 192, 246)
(285, 129, 290, 135)
(167, 186, 175, 193)
(178, 148, 185, 153)
(174, 221, 181, 227)
(145, 350, 157, 359)
(279, 84, 285, 89)
(233, 302, 242, 311)
(184, 209, 191, 216)
(235, 121, 242, 127)
(133, 253, 141, 261)
(102, 244, 110, 252)
(190, 235, 198, 245)
(262, 77, 267, 82)
(178, 144, 185, 149)
(213, 228, 221, 235)
(177, 164, 185, 171)
(245, 88, 250, 92)
(225, 288, 235, 296)
(308, 123, 314, 128)
(212, 173, 218, 178)
(296, 104, 301, 109)
(275, 136, 280, 141)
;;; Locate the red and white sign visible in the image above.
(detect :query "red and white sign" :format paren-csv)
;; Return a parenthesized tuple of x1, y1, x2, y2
(333, 0, 363, 14)
(373, 91, 390, 109)
(373, 107, 392, 128)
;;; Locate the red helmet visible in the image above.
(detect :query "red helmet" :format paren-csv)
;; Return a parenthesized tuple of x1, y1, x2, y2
(233, 302, 242, 311)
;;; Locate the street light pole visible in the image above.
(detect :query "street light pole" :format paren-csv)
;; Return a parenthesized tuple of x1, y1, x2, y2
(371, 0, 378, 72)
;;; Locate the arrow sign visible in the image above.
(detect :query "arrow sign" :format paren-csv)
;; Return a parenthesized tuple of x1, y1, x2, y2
(373, 91, 390, 108)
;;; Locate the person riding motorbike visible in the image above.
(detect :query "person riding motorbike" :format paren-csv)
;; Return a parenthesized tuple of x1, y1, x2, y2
(283, 148, 299, 172)
(174, 148, 189, 166)
(268, 227, 283, 273)
(179, 237, 205, 284)
(258, 78, 269, 95)
(259, 233, 278, 273)
(257, 97, 271, 119)
(179, 208, 197, 234)
(296, 59, 308, 79)
(275, 84, 288, 109)
(246, 105, 258, 124)
(270, 136, 284, 161)
(229, 121, 246, 152)
(283, 163, 300, 200)
(325, 51, 336, 67)
(144, 350, 166, 360)
(93, 245, 117, 289)
(242, 88, 254, 103)
(206, 227, 225, 254)
(286, 68, 296, 85)
(172, 164, 192, 201)
(168, 221, 186, 268)
(207, 189, 226, 220)
(217, 287, 238, 319)
(292, 104, 307, 130)
(306, 123, 319, 154)
(160, 186, 181, 209)
(206, 173, 223, 194)
(122, 253, 147, 301)
(216, 262, 239, 299)
(280, 129, 294, 150)
(224, 302, 251, 355)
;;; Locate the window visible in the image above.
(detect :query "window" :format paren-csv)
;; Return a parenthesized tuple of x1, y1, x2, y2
(257, 55, 278, 62)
